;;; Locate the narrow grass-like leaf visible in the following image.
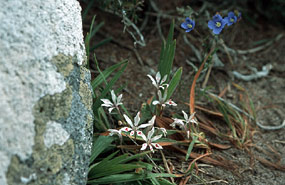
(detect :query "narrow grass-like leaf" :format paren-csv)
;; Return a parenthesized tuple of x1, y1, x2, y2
(88, 173, 176, 184)
(89, 136, 114, 163)
(157, 178, 176, 185)
(91, 37, 112, 50)
(216, 100, 237, 138)
(167, 67, 182, 99)
(90, 164, 141, 179)
(120, 151, 151, 163)
(158, 20, 176, 79)
(91, 60, 128, 90)
(185, 135, 198, 161)
(90, 21, 104, 39)
(85, 15, 96, 65)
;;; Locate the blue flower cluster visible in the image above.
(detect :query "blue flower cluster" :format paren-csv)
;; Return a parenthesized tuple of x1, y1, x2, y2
(181, 17, 195, 32)
(181, 11, 241, 35)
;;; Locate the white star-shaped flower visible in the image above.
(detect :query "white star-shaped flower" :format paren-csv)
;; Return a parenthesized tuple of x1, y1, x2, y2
(147, 72, 168, 90)
(101, 90, 123, 113)
(120, 113, 155, 136)
(152, 90, 177, 107)
(170, 111, 197, 139)
(140, 127, 163, 153)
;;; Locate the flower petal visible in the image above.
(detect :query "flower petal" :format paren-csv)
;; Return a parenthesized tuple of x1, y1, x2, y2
(155, 72, 161, 83)
(138, 123, 152, 129)
(136, 130, 143, 136)
(108, 107, 115, 113)
(123, 114, 134, 127)
(185, 28, 192, 33)
(151, 143, 163, 150)
(134, 112, 140, 126)
(101, 99, 113, 106)
(152, 100, 160, 105)
(181, 22, 188, 29)
(148, 115, 156, 125)
(182, 110, 188, 121)
(147, 74, 157, 87)
(189, 112, 196, 120)
(171, 118, 185, 129)
(185, 17, 191, 23)
(120, 127, 132, 132)
(159, 128, 167, 136)
(138, 131, 147, 141)
(116, 94, 123, 105)
(149, 144, 154, 152)
(101, 103, 112, 108)
(151, 134, 162, 142)
(165, 100, 177, 106)
(186, 131, 190, 139)
(147, 127, 155, 140)
(161, 75, 168, 84)
(140, 143, 148, 150)
(208, 20, 215, 30)
(213, 14, 223, 21)
(213, 27, 223, 34)
(111, 90, 116, 103)
(108, 129, 121, 136)
(228, 11, 235, 17)
(130, 131, 135, 136)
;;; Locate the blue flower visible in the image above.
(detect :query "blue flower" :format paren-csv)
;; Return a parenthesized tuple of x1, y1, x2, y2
(208, 14, 226, 35)
(224, 11, 237, 26)
(181, 17, 195, 32)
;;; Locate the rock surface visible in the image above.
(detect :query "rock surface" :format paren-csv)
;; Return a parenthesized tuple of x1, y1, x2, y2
(0, 0, 93, 184)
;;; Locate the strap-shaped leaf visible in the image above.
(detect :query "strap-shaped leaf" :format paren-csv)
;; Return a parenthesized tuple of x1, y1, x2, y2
(91, 60, 128, 90)
(88, 173, 176, 184)
(89, 136, 115, 163)
(158, 20, 176, 80)
(167, 67, 182, 100)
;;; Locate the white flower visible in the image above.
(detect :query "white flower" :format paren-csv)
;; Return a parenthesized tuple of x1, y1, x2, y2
(120, 113, 155, 136)
(108, 129, 123, 143)
(147, 72, 168, 90)
(140, 127, 163, 153)
(152, 90, 177, 107)
(170, 111, 197, 139)
(101, 90, 123, 113)
(170, 118, 187, 130)
(182, 111, 198, 125)
(108, 129, 122, 137)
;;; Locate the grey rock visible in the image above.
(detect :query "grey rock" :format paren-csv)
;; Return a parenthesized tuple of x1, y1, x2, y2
(0, 0, 93, 185)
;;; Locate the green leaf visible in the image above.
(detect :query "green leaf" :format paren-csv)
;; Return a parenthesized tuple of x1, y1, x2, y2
(157, 178, 176, 185)
(85, 15, 96, 65)
(90, 164, 140, 179)
(158, 20, 176, 79)
(89, 136, 114, 163)
(88, 173, 176, 184)
(139, 103, 153, 124)
(185, 135, 198, 161)
(82, 0, 95, 20)
(167, 67, 182, 99)
(90, 21, 104, 39)
(120, 151, 151, 163)
(91, 60, 128, 90)
(91, 37, 112, 50)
